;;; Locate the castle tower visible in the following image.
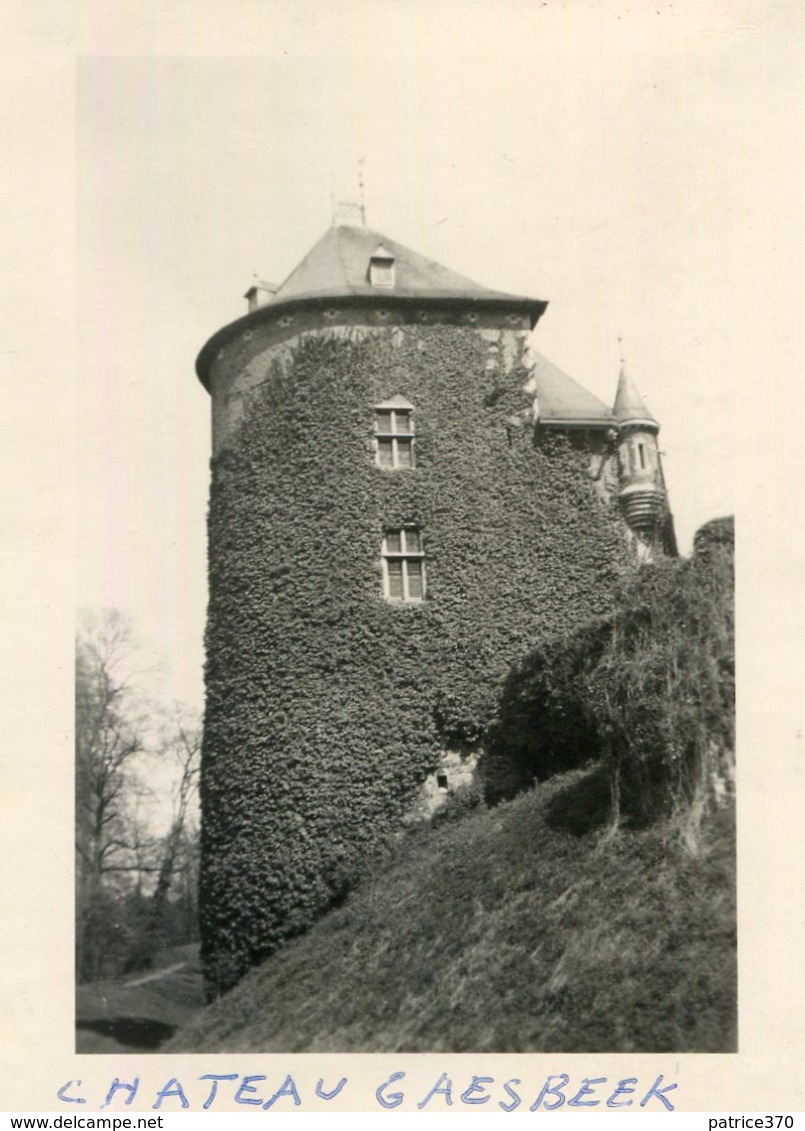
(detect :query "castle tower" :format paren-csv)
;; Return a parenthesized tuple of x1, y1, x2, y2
(613, 362, 671, 545)
(196, 221, 639, 996)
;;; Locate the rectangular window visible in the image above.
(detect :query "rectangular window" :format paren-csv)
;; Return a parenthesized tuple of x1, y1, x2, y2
(382, 528, 425, 602)
(386, 558, 404, 599)
(406, 559, 424, 599)
(404, 529, 421, 553)
(375, 407, 415, 469)
(377, 438, 394, 467)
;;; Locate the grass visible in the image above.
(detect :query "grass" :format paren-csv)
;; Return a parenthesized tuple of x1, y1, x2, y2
(167, 762, 736, 1054)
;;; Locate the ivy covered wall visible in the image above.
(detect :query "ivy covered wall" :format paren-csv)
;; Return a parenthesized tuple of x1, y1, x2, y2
(200, 319, 628, 997)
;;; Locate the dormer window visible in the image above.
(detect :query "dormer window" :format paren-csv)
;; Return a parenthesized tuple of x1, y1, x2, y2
(244, 280, 278, 312)
(369, 244, 395, 288)
(375, 397, 415, 469)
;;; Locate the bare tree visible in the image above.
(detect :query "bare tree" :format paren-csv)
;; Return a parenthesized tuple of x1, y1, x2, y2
(139, 708, 201, 960)
(75, 610, 203, 981)
(75, 609, 148, 981)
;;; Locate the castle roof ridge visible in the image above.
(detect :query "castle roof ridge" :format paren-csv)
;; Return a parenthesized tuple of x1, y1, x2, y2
(274, 223, 544, 308)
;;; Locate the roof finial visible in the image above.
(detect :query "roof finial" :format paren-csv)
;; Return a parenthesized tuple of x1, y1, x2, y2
(618, 335, 625, 366)
(358, 156, 367, 227)
(332, 199, 363, 226)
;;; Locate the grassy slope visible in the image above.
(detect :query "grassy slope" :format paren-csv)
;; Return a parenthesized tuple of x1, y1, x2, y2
(168, 763, 736, 1054)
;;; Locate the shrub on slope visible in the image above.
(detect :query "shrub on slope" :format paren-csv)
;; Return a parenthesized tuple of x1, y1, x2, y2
(485, 517, 735, 833)
(167, 763, 736, 1054)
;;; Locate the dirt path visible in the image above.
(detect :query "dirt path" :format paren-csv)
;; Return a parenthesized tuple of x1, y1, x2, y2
(124, 961, 187, 987)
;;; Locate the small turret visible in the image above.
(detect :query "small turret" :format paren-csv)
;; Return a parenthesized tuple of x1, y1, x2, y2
(613, 362, 666, 539)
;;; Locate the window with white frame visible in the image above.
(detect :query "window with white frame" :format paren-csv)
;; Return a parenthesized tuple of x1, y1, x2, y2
(375, 399, 415, 469)
(382, 528, 425, 602)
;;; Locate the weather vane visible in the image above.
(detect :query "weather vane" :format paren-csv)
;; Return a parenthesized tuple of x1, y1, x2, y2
(358, 156, 366, 227)
(330, 160, 367, 226)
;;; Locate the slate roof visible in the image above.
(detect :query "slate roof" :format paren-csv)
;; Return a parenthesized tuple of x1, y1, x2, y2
(529, 351, 615, 427)
(197, 217, 663, 430)
(274, 224, 542, 309)
(196, 223, 548, 387)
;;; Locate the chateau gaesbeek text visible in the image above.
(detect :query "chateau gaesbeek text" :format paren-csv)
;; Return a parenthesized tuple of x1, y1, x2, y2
(56, 1071, 679, 1111)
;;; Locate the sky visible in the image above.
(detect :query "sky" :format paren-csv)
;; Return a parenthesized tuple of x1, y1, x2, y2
(72, 4, 790, 713)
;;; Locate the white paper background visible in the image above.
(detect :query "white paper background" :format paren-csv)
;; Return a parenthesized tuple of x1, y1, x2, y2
(2, 0, 803, 1112)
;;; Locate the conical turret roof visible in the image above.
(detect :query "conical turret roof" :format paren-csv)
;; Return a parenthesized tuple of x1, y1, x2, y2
(612, 364, 658, 429)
